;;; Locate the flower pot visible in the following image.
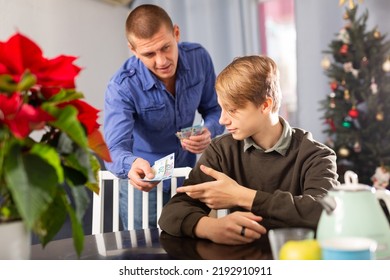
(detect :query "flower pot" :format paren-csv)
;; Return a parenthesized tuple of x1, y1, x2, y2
(0, 220, 31, 259)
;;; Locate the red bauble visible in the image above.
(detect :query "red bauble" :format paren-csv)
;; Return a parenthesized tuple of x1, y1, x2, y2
(340, 44, 349, 55)
(348, 107, 359, 118)
(330, 81, 338, 91)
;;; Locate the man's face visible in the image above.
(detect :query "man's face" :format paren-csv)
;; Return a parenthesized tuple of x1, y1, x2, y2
(217, 95, 264, 141)
(129, 25, 180, 84)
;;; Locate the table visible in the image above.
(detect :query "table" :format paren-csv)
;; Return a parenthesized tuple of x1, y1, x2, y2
(31, 228, 273, 260)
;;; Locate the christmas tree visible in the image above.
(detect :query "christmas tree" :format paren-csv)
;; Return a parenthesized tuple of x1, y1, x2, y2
(319, 2, 390, 187)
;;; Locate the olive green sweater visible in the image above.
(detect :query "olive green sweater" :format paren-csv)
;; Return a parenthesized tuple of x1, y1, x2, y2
(159, 126, 339, 238)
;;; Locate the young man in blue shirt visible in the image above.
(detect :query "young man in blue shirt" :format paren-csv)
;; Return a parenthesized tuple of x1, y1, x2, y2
(103, 4, 224, 229)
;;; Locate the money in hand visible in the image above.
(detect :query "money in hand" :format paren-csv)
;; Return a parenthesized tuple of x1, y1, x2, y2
(176, 124, 203, 140)
(140, 153, 175, 182)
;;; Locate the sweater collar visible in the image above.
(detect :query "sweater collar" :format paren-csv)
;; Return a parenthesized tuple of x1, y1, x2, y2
(243, 117, 292, 156)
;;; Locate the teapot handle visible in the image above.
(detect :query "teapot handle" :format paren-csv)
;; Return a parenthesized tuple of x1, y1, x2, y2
(344, 170, 358, 185)
(375, 189, 390, 224)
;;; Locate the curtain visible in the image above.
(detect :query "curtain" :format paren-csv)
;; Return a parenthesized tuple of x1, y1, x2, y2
(131, 0, 260, 73)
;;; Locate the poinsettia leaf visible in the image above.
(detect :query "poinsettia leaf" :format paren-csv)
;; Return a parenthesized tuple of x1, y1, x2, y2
(29, 143, 64, 182)
(0, 74, 17, 92)
(85, 154, 101, 194)
(88, 129, 112, 162)
(70, 184, 90, 223)
(16, 70, 37, 92)
(37, 190, 67, 246)
(63, 194, 84, 257)
(42, 103, 88, 148)
(48, 88, 84, 104)
(4, 143, 58, 229)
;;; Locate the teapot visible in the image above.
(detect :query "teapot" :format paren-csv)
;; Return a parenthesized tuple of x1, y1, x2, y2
(316, 170, 390, 259)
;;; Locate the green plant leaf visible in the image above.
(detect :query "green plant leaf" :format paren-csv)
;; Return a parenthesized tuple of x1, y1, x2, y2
(37, 191, 67, 246)
(0, 74, 17, 92)
(48, 89, 84, 104)
(63, 194, 84, 257)
(70, 184, 90, 223)
(42, 103, 88, 148)
(30, 143, 64, 182)
(4, 143, 58, 229)
(16, 71, 37, 92)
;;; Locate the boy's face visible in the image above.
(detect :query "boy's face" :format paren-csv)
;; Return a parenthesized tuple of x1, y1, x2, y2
(129, 24, 180, 84)
(217, 95, 264, 141)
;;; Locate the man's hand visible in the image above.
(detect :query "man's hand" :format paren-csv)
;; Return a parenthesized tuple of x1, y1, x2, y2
(128, 158, 159, 192)
(181, 127, 211, 154)
(177, 165, 256, 210)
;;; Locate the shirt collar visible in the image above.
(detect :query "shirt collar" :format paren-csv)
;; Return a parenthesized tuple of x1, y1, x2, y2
(243, 117, 292, 156)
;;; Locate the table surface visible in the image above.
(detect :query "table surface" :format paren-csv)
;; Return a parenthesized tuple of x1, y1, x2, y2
(31, 228, 273, 260)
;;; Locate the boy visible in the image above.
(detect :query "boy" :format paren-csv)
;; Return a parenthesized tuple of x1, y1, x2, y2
(159, 55, 339, 244)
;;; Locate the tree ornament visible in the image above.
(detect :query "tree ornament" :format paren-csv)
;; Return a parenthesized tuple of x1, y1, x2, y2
(321, 56, 331, 70)
(348, 106, 359, 118)
(340, 44, 349, 55)
(339, 0, 364, 9)
(353, 140, 361, 153)
(330, 81, 338, 91)
(370, 78, 378, 94)
(374, 30, 381, 39)
(326, 118, 336, 132)
(342, 116, 353, 128)
(376, 111, 384, 121)
(329, 99, 336, 109)
(338, 28, 351, 44)
(371, 166, 390, 189)
(344, 89, 350, 100)
(382, 57, 390, 72)
(338, 146, 350, 158)
(361, 56, 369, 66)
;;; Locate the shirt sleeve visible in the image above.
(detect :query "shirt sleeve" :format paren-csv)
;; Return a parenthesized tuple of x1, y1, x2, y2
(103, 80, 138, 178)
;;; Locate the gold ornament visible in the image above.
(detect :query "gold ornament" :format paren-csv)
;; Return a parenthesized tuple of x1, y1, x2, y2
(338, 146, 350, 157)
(374, 30, 381, 39)
(321, 56, 331, 70)
(383, 58, 390, 72)
(344, 89, 350, 100)
(339, 0, 364, 9)
(376, 112, 384, 121)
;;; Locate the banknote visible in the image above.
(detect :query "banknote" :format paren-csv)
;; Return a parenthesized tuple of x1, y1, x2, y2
(176, 124, 203, 140)
(140, 153, 175, 182)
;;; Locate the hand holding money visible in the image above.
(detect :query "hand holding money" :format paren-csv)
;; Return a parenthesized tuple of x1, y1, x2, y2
(180, 127, 212, 154)
(128, 158, 159, 192)
(140, 153, 175, 182)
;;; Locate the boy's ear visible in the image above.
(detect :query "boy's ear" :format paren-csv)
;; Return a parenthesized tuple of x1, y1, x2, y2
(261, 97, 273, 112)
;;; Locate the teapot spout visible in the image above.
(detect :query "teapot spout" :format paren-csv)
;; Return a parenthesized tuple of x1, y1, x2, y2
(318, 195, 337, 215)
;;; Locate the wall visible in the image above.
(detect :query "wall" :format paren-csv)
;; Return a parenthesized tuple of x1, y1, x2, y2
(0, 0, 130, 125)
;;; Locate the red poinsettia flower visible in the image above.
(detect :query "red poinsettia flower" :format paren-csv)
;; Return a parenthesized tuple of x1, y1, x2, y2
(0, 33, 81, 96)
(0, 93, 53, 138)
(68, 100, 100, 135)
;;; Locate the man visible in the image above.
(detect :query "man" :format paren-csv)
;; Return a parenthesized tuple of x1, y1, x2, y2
(104, 4, 224, 229)
(159, 55, 339, 245)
